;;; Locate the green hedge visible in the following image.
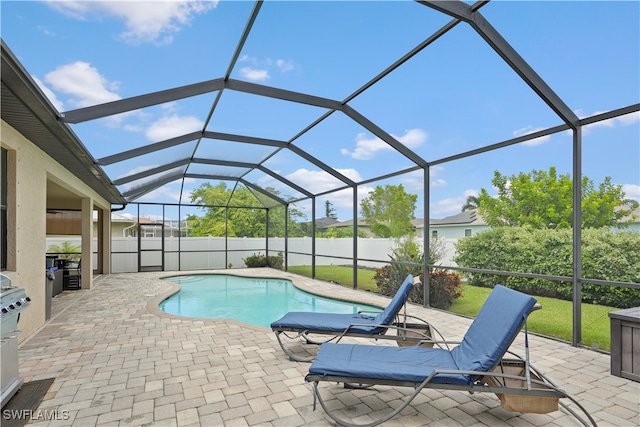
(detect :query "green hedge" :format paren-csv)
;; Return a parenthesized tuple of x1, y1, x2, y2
(453, 227, 640, 308)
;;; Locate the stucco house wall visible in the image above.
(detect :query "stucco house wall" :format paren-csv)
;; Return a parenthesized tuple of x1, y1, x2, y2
(1, 119, 111, 342)
(428, 224, 491, 239)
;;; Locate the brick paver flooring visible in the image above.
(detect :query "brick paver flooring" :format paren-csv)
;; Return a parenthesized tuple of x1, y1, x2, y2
(15, 269, 639, 426)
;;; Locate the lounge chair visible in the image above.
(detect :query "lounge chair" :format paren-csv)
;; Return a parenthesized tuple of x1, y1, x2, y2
(271, 274, 436, 361)
(305, 285, 596, 427)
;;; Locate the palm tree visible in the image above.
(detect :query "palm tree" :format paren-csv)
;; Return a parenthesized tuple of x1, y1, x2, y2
(47, 241, 81, 261)
(371, 217, 413, 238)
(461, 195, 480, 212)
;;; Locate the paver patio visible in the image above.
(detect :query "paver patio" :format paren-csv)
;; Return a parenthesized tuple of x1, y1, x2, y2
(15, 268, 640, 426)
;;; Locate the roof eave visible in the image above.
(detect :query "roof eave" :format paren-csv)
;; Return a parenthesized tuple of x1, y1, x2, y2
(1, 39, 126, 205)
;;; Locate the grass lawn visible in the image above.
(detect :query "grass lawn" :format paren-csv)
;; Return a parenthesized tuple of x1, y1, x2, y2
(449, 284, 615, 351)
(286, 266, 614, 351)
(286, 265, 378, 292)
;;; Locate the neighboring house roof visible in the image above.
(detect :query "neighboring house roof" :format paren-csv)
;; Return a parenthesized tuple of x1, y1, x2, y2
(429, 209, 487, 227)
(91, 211, 136, 224)
(316, 206, 640, 230)
(315, 217, 340, 230)
(618, 206, 640, 222)
(327, 217, 422, 237)
(329, 218, 370, 228)
(299, 217, 340, 231)
(111, 212, 136, 224)
(329, 212, 485, 229)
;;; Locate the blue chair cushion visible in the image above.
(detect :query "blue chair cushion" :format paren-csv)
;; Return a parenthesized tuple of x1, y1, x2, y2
(308, 343, 468, 385)
(271, 274, 414, 334)
(373, 274, 414, 326)
(307, 285, 537, 387)
(271, 312, 383, 334)
(450, 285, 536, 377)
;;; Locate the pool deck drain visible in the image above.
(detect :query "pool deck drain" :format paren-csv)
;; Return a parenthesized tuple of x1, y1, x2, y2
(16, 268, 640, 426)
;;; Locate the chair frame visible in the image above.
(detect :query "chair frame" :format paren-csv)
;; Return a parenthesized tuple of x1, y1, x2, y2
(272, 276, 443, 362)
(305, 292, 597, 427)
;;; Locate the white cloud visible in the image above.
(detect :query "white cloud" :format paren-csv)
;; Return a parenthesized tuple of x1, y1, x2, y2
(617, 111, 640, 126)
(425, 166, 447, 189)
(239, 67, 270, 82)
(401, 170, 424, 192)
(254, 167, 369, 216)
(44, 61, 121, 109)
(399, 128, 428, 148)
(145, 114, 203, 141)
(37, 25, 55, 37)
(137, 185, 182, 202)
(122, 123, 145, 132)
(583, 110, 640, 133)
(116, 164, 162, 181)
(237, 56, 295, 81)
(513, 125, 552, 146)
(33, 76, 64, 111)
(431, 189, 479, 218)
(341, 128, 427, 160)
(284, 168, 358, 195)
(46, 0, 217, 45)
(573, 109, 640, 136)
(431, 197, 463, 218)
(276, 59, 294, 72)
(160, 101, 180, 114)
(321, 187, 366, 213)
(430, 179, 447, 188)
(121, 173, 186, 203)
(335, 168, 364, 183)
(622, 183, 640, 203)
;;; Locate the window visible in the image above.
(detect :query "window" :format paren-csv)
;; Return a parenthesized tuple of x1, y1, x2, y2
(431, 230, 437, 238)
(1, 147, 7, 270)
(464, 229, 472, 237)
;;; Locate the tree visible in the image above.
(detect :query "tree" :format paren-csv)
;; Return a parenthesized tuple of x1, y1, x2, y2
(477, 167, 638, 229)
(324, 200, 337, 219)
(188, 183, 307, 237)
(461, 195, 480, 212)
(47, 241, 81, 261)
(360, 184, 417, 238)
(318, 226, 367, 238)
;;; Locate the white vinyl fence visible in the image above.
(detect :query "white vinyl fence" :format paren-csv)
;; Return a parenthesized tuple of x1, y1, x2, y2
(46, 236, 458, 273)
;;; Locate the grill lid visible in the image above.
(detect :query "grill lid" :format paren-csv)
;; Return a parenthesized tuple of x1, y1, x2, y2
(0, 274, 30, 317)
(0, 273, 11, 291)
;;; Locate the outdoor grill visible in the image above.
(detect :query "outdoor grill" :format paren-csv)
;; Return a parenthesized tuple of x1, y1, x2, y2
(1, 273, 30, 408)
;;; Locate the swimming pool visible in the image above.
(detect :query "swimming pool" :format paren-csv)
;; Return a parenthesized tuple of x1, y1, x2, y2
(159, 274, 381, 328)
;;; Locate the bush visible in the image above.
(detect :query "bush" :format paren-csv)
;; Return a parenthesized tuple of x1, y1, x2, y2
(373, 234, 462, 309)
(417, 270, 463, 309)
(243, 252, 284, 269)
(453, 227, 640, 307)
(373, 265, 463, 310)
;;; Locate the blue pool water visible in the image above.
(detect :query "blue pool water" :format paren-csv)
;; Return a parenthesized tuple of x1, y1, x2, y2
(159, 274, 381, 328)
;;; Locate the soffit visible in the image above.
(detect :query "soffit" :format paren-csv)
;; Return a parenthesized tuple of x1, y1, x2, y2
(1, 41, 126, 205)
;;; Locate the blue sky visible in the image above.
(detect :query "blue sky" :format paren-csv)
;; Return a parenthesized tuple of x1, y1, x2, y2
(2, 0, 639, 222)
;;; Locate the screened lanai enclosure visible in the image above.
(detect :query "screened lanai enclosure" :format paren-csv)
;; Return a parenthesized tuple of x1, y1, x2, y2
(2, 0, 638, 350)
